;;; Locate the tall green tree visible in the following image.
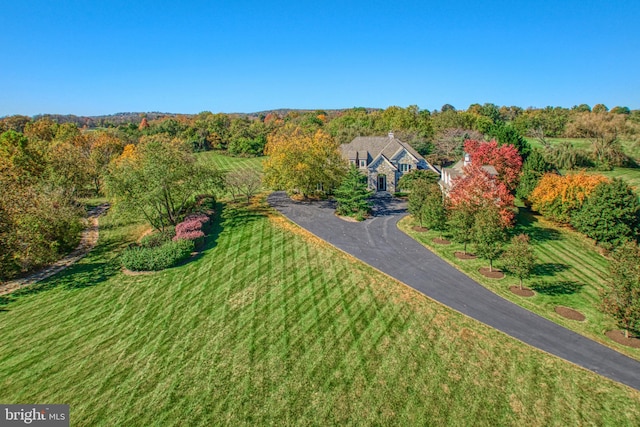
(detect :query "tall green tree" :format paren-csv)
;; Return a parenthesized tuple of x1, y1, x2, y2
(516, 149, 554, 201)
(421, 184, 448, 238)
(448, 201, 476, 254)
(571, 179, 640, 247)
(397, 169, 440, 192)
(408, 180, 431, 227)
(601, 242, 640, 338)
(105, 140, 224, 231)
(334, 165, 372, 220)
(472, 206, 507, 272)
(501, 234, 536, 290)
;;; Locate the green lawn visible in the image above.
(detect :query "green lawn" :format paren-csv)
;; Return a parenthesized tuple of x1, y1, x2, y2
(588, 167, 640, 193)
(400, 208, 640, 362)
(198, 151, 264, 173)
(525, 137, 640, 162)
(1, 193, 640, 425)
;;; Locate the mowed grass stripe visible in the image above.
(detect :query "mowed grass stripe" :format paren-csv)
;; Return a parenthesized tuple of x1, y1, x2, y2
(533, 242, 605, 287)
(2, 197, 640, 424)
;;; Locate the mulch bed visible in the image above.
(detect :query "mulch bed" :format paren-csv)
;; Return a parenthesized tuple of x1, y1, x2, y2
(605, 330, 640, 348)
(454, 251, 477, 260)
(509, 286, 535, 297)
(412, 226, 429, 232)
(555, 306, 586, 321)
(432, 238, 451, 245)
(478, 267, 504, 279)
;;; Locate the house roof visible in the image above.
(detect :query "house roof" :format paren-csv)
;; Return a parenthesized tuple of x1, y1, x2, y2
(340, 135, 425, 164)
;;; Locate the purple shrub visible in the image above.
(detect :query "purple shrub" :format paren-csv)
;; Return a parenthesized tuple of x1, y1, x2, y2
(173, 214, 210, 242)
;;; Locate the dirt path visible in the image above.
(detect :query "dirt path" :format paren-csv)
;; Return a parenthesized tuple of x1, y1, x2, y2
(0, 203, 110, 296)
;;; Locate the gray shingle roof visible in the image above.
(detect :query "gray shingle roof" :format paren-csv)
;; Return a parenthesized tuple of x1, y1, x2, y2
(340, 135, 426, 164)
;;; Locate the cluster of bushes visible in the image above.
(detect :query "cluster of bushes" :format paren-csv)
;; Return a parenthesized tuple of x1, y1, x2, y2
(121, 213, 212, 271)
(121, 236, 195, 272)
(529, 173, 640, 249)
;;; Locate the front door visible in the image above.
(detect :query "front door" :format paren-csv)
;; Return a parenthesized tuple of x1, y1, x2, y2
(377, 174, 386, 191)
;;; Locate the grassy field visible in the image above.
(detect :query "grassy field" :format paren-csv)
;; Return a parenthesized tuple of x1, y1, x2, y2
(199, 151, 264, 173)
(587, 167, 640, 192)
(2, 154, 640, 425)
(525, 137, 640, 162)
(399, 208, 640, 362)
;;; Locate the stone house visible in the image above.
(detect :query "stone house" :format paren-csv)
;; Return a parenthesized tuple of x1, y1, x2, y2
(340, 132, 440, 193)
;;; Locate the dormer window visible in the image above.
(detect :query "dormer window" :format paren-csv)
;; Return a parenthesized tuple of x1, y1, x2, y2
(400, 163, 411, 172)
(360, 160, 366, 168)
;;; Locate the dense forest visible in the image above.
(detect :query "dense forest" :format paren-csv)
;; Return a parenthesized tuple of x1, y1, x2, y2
(1, 103, 639, 282)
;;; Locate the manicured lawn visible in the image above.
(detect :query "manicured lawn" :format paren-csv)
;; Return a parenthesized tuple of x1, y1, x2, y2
(588, 167, 640, 193)
(1, 196, 640, 425)
(399, 208, 640, 362)
(198, 151, 264, 173)
(525, 137, 640, 162)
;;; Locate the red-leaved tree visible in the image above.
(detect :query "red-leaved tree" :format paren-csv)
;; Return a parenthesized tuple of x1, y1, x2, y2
(449, 165, 516, 226)
(464, 139, 523, 191)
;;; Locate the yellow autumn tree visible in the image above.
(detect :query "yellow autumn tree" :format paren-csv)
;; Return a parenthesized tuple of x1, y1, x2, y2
(529, 171, 609, 223)
(263, 126, 347, 198)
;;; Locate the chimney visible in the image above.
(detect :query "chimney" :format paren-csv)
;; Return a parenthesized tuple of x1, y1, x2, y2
(388, 131, 394, 139)
(463, 152, 471, 167)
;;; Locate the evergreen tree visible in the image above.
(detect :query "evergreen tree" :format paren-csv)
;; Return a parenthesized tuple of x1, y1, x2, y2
(334, 165, 372, 220)
(571, 179, 640, 247)
(487, 122, 531, 159)
(516, 149, 554, 201)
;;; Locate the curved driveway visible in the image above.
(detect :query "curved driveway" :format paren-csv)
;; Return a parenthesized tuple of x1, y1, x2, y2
(268, 192, 640, 391)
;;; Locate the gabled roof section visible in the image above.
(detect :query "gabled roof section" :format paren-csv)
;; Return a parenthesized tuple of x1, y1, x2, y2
(368, 153, 397, 171)
(340, 135, 427, 163)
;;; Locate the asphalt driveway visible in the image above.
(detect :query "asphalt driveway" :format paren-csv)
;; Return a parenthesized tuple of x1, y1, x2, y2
(268, 191, 640, 391)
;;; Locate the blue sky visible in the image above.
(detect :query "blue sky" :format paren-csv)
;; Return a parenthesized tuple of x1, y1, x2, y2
(1, 0, 638, 116)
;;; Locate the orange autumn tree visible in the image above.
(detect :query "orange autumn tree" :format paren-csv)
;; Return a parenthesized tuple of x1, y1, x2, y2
(529, 171, 609, 223)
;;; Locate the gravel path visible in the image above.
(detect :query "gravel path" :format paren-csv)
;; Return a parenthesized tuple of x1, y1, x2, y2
(268, 191, 640, 391)
(0, 203, 110, 296)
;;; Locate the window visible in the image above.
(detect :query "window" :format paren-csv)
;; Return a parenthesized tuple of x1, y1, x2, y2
(350, 160, 355, 166)
(360, 160, 366, 168)
(400, 163, 411, 172)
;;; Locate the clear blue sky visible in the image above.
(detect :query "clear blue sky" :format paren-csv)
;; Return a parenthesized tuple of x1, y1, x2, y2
(1, 0, 638, 116)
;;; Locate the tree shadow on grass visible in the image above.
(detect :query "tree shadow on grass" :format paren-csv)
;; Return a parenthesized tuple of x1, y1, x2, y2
(513, 208, 562, 243)
(533, 262, 570, 277)
(530, 280, 584, 296)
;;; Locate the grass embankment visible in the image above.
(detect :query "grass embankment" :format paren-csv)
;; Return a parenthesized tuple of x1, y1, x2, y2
(400, 208, 640, 362)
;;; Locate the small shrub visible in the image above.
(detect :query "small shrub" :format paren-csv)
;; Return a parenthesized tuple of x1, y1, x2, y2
(121, 239, 194, 271)
(140, 228, 176, 248)
(195, 194, 216, 212)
